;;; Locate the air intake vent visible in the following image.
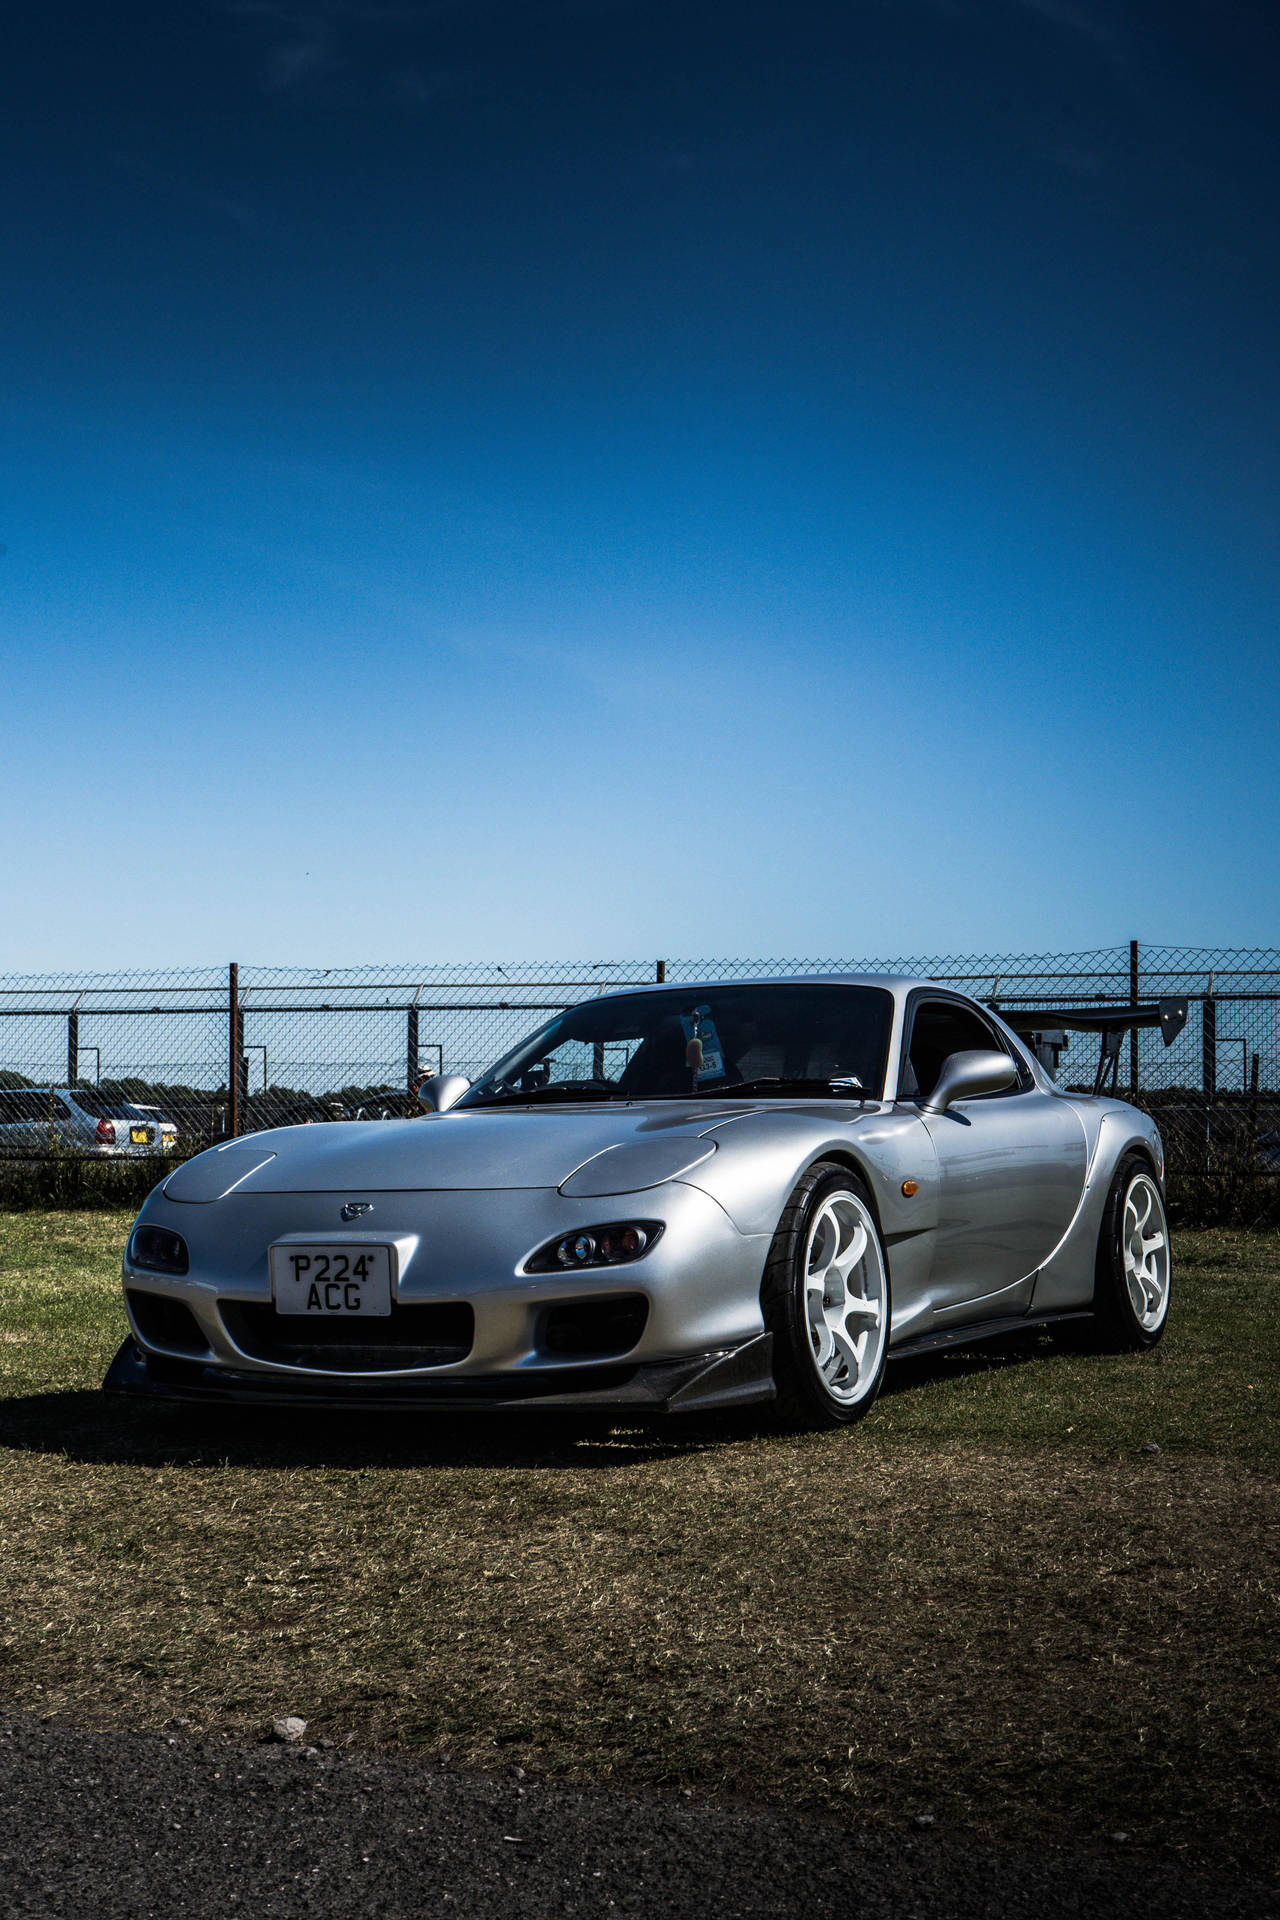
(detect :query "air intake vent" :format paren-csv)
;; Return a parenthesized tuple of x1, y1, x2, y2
(540, 1294, 649, 1359)
(222, 1300, 474, 1372)
(126, 1290, 209, 1356)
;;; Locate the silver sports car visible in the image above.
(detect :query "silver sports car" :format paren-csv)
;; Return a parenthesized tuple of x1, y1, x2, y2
(106, 976, 1185, 1426)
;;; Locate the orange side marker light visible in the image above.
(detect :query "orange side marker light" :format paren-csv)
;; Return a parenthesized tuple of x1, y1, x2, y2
(901, 1179, 919, 1197)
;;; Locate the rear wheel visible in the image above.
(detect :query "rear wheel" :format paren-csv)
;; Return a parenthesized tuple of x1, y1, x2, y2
(1092, 1152, 1171, 1350)
(762, 1162, 890, 1427)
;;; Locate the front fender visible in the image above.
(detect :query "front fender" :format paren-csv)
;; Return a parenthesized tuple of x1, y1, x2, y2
(680, 1106, 940, 1342)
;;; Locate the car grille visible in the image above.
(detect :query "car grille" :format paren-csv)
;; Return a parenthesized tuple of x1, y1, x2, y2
(221, 1300, 474, 1372)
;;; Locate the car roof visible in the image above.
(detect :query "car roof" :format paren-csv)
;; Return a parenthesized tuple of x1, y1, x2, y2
(15, 1088, 120, 1103)
(591, 973, 941, 1002)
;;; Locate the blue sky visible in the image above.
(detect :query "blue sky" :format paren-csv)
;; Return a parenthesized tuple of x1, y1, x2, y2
(2, 0, 1277, 969)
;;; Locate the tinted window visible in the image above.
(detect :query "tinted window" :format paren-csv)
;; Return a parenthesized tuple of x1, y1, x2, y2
(461, 984, 895, 1105)
(0, 1091, 69, 1122)
(67, 1091, 134, 1119)
(902, 1000, 1021, 1099)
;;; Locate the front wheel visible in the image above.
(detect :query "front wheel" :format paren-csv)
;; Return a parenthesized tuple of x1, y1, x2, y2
(762, 1162, 890, 1428)
(1092, 1152, 1172, 1350)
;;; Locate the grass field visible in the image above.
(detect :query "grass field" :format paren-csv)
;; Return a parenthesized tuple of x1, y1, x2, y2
(0, 1212, 1276, 1870)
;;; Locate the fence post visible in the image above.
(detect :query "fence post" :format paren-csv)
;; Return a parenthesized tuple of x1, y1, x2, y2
(1202, 990, 1216, 1104)
(406, 1006, 419, 1090)
(1129, 939, 1139, 1097)
(67, 1011, 78, 1087)
(656, 959, 666, 983)
(229, 962, 241, 1138)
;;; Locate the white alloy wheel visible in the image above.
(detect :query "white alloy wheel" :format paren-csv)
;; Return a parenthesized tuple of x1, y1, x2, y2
(803, 1189, 888, 1405)
(1122, 1171, 1171, 1332)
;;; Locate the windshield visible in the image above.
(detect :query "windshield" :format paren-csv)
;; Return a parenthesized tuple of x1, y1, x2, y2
(458, 983, 893, 1107)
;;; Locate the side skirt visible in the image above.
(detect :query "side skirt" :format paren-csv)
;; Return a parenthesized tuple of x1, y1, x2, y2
(888, 1310, 1093, 1361)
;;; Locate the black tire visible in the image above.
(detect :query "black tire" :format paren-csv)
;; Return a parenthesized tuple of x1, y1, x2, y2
(1090, 1150, 1172, 1352)
(762, 1161, 890, 1428)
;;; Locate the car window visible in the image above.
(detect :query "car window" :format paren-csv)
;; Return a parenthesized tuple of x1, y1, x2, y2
(67, 1091, 134, 1119)
(0, 1091, 68, 1122)
(901, 999, 1023, 1100)
(460, 984, 895, 1104)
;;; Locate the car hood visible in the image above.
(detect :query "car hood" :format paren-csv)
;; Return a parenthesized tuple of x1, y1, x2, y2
(163, 1105, 757, 1200)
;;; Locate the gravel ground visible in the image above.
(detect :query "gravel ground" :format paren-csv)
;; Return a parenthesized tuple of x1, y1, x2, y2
(1, 1718, 1274, 1920)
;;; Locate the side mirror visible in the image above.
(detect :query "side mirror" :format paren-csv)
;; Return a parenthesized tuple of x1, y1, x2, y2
(922, 1049, 1017, 1114)
(417, 1073, 471, 1114)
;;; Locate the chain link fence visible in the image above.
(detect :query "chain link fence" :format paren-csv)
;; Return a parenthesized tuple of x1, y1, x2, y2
(2, 945, 1277, 1220)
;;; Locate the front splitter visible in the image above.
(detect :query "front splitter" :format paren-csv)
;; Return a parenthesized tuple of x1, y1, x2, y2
(102, 1333, 776, 1417)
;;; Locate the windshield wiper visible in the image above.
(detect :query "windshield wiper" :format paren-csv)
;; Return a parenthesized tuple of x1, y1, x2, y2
(698, 1077, 872, 1099)
(462, 1082, 625, 1108)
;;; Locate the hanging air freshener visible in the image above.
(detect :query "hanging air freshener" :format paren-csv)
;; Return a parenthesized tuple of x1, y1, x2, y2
(679, 1006, 726, 1086)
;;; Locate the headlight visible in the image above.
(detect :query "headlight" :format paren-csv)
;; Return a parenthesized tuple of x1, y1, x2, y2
(127, 1225, 189, 1275)
(525, 1221, 663, 1274)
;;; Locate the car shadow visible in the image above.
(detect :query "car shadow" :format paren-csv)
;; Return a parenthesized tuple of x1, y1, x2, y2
(0, 1331, 1076, 1471)
(880, 1324, 1067, 1401)
(0, 1388, 748, 1471)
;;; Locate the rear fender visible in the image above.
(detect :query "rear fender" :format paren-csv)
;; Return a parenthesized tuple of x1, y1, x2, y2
(1031, 1105, 1164, 1312)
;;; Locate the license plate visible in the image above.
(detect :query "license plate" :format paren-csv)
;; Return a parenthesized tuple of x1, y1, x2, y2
(130, 1127, 150, 1145)
(269, 1244, 393, 1317)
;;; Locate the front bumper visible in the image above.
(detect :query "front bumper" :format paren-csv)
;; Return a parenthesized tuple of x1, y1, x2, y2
(119, 1181, 768, 1389)
(103, 1332, 776, 1416)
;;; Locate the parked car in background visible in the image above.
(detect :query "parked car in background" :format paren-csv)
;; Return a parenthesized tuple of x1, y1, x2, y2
(347, 1091, 423, 1121)
(122, 1102, 181, 1149)
(0, 1087, 177, 1156)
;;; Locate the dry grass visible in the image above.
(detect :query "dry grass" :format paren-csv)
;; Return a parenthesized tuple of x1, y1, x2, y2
(0, 1212, 1276, 1868)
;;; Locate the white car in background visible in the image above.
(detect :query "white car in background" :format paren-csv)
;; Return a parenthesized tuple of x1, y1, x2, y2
(123, 1102, 182, 1149)
(0, 1087, 178, 1156)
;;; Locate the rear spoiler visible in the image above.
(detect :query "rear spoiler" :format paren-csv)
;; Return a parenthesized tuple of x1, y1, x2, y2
(989, 998, 1189, 1096)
